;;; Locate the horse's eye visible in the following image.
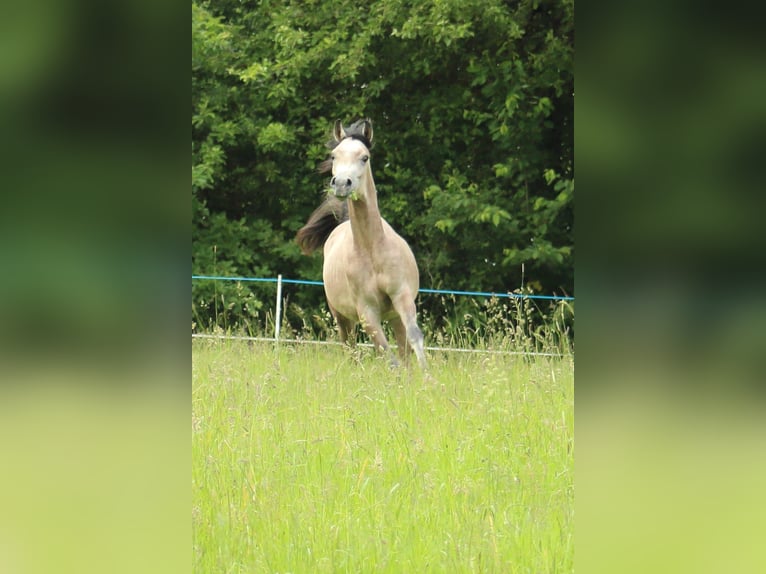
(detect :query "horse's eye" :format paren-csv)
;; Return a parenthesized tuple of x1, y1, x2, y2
(361, 155, 369, 163)
(331, 155, 335, 160)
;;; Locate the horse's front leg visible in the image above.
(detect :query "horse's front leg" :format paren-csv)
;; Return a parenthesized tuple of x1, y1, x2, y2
(329, 305, 356, 347)
(390, 315, 413, 365)
(359, 311, 399, 367)
(391, 293, 427, 370)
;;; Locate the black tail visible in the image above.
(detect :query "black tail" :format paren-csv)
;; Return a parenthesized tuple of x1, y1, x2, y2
(295, 196, 349, 255)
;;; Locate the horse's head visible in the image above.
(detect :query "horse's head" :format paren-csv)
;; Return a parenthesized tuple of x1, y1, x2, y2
(326, 119, 374, 201)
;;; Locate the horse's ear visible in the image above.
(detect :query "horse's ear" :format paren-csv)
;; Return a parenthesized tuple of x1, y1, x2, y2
(333, 120, 346, 142)
(362, 119, 373, 143)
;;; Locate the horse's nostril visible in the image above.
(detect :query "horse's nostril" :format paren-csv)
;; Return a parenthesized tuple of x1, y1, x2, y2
(331, 177, 352, 189)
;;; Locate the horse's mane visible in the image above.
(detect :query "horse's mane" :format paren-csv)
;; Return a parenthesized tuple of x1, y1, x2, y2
(295, 195, 349, 255)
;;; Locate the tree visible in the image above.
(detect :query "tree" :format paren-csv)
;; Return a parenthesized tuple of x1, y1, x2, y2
(192, 0, 573, 331)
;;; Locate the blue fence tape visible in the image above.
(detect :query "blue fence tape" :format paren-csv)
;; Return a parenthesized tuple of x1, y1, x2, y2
(191, 275, 326, 286)
(192, 275, 574, 302)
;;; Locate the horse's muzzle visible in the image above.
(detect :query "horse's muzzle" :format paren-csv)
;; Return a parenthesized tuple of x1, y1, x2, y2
(330, 176, 354, 198)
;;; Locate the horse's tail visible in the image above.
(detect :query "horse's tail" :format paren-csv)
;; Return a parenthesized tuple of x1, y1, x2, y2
(295, 196, 349, 255)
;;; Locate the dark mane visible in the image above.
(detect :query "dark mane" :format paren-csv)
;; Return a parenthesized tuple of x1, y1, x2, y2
(318, 120, 373, 174)
(295, 195, 349, 254)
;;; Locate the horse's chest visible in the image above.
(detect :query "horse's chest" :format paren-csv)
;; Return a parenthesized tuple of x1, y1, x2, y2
(326, 253, 384, 290)
(323, 253, 392, 313)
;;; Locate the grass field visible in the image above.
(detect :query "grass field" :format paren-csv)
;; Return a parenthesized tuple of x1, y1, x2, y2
(192, 339, 573, 573)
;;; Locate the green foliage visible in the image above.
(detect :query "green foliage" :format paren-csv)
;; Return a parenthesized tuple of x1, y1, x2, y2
(192, 0, 573, 330)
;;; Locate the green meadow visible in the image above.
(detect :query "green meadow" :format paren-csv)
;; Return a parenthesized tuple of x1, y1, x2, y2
(192, 339, 573, 573)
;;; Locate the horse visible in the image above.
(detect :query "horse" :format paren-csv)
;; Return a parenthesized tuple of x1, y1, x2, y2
(296, 119, 427, 369)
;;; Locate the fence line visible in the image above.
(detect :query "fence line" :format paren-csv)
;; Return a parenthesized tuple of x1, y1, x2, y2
(191, 274, 574, 301)
(192, 274, 573, 357)
(191, 333, 569, 358)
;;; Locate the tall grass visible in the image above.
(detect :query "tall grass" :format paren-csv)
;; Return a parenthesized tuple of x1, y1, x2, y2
(192, 340, 573, 572)
(193, 282, 574, 359)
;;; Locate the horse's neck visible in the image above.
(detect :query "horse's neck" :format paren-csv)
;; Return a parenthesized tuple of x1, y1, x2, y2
(348, 175, 385, 252)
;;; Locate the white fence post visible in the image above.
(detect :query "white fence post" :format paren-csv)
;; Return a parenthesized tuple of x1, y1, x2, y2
(275, 274, 283, 341)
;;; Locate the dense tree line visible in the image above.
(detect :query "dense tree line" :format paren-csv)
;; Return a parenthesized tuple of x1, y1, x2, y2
(192, 0, 573, 331)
